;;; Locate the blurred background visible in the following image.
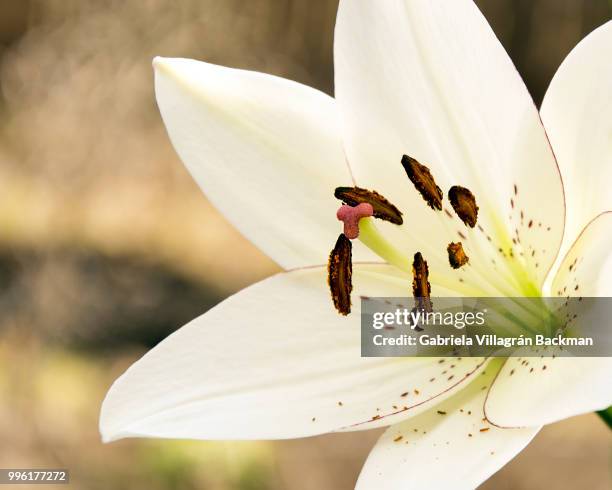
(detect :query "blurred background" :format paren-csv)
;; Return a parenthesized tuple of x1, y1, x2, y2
(0, 0, 610, 488)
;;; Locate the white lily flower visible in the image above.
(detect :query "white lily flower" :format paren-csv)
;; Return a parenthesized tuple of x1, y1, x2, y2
(100, 1, 612, 488)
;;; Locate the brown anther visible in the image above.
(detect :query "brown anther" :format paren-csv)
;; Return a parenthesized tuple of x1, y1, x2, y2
(328, 233, 352, 315)
(412, 252, 432, 312)
(334, 187, 403, 224)
(447, 242, 469, 269)
(401, 155, 443, 210)
(448, 186, 479, 227)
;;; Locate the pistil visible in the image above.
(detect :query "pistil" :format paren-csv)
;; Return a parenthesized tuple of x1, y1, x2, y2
(337, 203, 374, 239)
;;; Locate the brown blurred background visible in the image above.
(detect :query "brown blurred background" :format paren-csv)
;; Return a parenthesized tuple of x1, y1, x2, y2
(0, 0, 610, 488)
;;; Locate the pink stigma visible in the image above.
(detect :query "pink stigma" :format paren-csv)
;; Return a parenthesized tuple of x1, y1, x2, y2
(336, 203, 374, 239)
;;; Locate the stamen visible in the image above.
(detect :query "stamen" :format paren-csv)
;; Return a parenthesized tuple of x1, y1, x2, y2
(328, 233, 352, 315)
(447, 242, 469, 269)
(448, 186, 479, 227)
(401, 155, 443, 210)
(412, 252, 433, 312)
(336, 203, 374, 239)
(334, 187, 403, 224)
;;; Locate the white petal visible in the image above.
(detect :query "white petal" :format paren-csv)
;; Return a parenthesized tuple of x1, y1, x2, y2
(552, 211, 612, 297)
(154, 57, 374, 269)
(541, 21, 612, 265)
(334, 0, 564, 292)
(485, 356, 612, 429)
(357, 361, 539, 490)
(100, 264, 485, 442)
(486, 213, 612, 428)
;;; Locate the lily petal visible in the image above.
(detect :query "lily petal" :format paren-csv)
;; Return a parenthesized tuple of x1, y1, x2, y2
(154, 57, 375, 269)
(541, 21, 612, 264)
(356, 360, 539, 490)
(552, 211, 612, 297)
(485, 213, 612, 428)
(100, 264, 484, 442)
(334, 0, 564, 293)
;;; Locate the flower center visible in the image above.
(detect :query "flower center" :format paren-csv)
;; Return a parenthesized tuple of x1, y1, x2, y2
(327, 154, 547, 334)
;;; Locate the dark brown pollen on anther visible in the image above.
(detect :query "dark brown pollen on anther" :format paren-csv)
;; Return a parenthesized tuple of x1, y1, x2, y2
(448, 186, 479, 228)
(447, 242, 469, 269)
(401, 155, 443, 210)
(412, 252, 433, 312)
(328, 233, 352, 315)
(334, 187, 403, 225)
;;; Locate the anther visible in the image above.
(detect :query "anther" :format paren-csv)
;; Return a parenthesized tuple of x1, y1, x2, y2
(336, 203, 373, 239)
(328, 233, 352, 315)
(412, 252, 433, 312)
(334, 187, 403, 225)
(401, 155, 443, 210)
(448, 186, 479, 227)
(447, 242, 469, 269)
